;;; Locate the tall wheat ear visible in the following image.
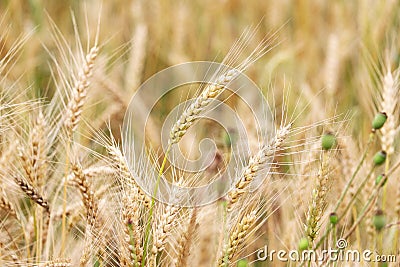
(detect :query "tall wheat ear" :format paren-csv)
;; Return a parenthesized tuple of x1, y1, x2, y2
(227, 123, 292, 211)
(218, 209, 257, 267)
(168, 28, 278, 145)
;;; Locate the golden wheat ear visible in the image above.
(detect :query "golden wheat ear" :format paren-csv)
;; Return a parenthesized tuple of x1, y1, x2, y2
(14, 175, 50, 214)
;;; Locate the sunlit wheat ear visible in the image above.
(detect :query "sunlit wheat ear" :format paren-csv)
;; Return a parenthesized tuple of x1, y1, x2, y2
(0, 189, 19, 221)
(14, 175, 50, 214)
(120, 186, 143, 267)
(305, 151, 331, 245)
(107, 145, 151, 208)
(70, 162, 99, 229)
(30, 111, 48, 188)
(227, 123, 292, 211)
(324, 33, 340, 97)
(218, 210, 256, 267)
(18, 111, 48, 189)
(149, 204, 179, 266)
(169, 68, 239, 144)
(64, 45, 98, 137)
(174, 208, 198, 267)
(168, 30, 277, 145)
(379, 68, 399, 156)
(294, 140, 320, 215)
(71, 161, 103, 267)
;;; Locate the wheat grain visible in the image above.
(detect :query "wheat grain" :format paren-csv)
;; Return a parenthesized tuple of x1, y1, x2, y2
(169, 69, 239, 144)
(218, 211, 256, 266)
(227, 123, 291, 211)
(64, 46, 98, 136)
(71, 162, 98, 228)
(14, 175, 50, 213)
(305, 152, 330, 244)
(149, 205, 179, 266)
(380, 69, 398, 156)
(107, 145, 151, 208)
(120, 186, 143, 267)
(0, 190, 18, 220)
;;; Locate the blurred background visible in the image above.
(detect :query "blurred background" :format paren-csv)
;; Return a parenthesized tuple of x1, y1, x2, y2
(1, 0, 399, 141)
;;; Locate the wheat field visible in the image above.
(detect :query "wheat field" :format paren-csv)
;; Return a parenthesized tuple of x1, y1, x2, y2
(0, 1, 399, 266)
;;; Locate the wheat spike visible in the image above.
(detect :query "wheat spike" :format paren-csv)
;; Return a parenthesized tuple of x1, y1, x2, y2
(0, 190, 19, 220)
(227, 123, 291, 211)
(380, 69, 398, 156)
(71, 162, 98, 228)
(169, 69, 239, 144)
(42, 258, 72, 267)
(108, 145, 151, 208)
(64, 46, 98, 136)
(14, 175, 50, 213)
(120, 186, 143, 267)
(305, 152, 331, 244)
(218, 211, 256, 266)
(18, 111, 48, 188)
(174, 208, 198, 267)
(149, 205, 179, 266)
(30, 111, 48, 187)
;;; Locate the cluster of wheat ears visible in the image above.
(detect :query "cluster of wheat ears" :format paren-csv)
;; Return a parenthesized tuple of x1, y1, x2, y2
(0, 1, 400, 267)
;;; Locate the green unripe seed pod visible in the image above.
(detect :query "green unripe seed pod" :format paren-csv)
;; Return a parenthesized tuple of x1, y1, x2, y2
(373, 151, 387, 166)
(321, 133, 336, 150)
(222, 130, 232, 147)
(373, 210, 386, 231)
(372, 112, 387, 130)
(298, 237, 309, 251)
(375, 174, 387, 187)
(329, 212, 338, 225)
(237, 259, 248, 267)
